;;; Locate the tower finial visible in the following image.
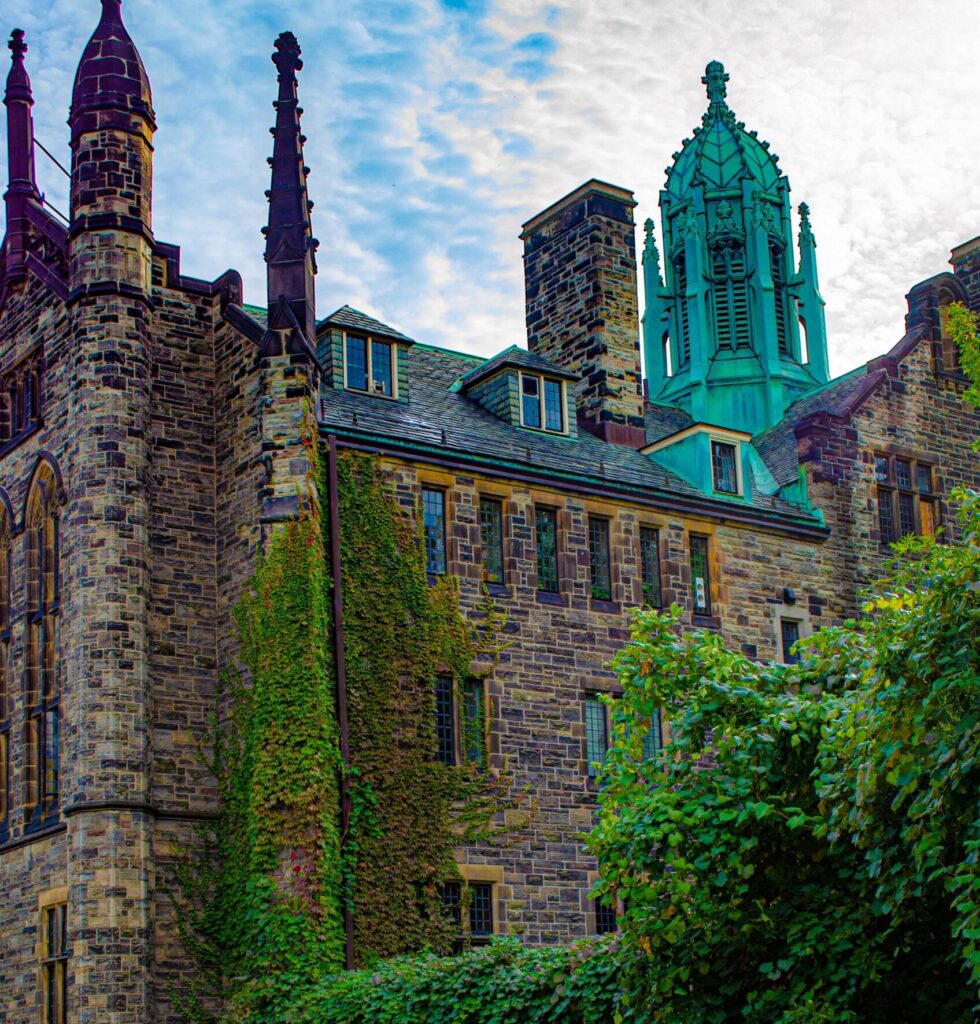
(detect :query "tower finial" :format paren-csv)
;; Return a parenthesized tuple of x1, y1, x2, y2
(263, 31, 317, 350)
(702, 60, 729, 107)
(5, 28, 38, 194)
(100, 0, 124, 26)
(798, 202, 814, 246)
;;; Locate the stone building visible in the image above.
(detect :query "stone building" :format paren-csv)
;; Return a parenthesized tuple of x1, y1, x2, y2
(0, 3, 978, 1022)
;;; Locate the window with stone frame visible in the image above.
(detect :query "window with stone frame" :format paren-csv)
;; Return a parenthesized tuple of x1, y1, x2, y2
(422, 487, 446, 575)
(639, 526, 663, 607)
(479, 497, 505, 586)
(41, 901, 69, 1024)
(594, 898, 618, 935)
(440, 879, 495, 949)
(25, 462, 60, 827)
(584, 692, 609, 779)
(874, 453, 939, 544)
(689, 533, 712, 616)
(534, 506, 559, 593)
(434, 675, 487, 771)
(588, 516, 612, 602)
(0, 511, 9, 839)
(780, 617, 802, 665)
(0, 348, 42, 446)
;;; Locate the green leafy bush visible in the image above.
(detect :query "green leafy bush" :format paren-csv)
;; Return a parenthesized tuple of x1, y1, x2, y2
(591, 491, 980, 1023)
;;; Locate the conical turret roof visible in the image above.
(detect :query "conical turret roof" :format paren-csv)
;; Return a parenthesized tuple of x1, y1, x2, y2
(665, 61, 780, 199)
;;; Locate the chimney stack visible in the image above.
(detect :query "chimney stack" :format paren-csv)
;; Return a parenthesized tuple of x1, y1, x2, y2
(521, 180, 646, 447)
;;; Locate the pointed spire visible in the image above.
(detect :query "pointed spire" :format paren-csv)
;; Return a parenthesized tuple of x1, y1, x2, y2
(794, 201, 829, 383)
(5, 28, 37, 198)
(100, 0, 124, 26)
(263, 30, 317, 348)
(798, 202, 814, 247)
(702, 60, 730, 111)
(643, 217, 660, 268)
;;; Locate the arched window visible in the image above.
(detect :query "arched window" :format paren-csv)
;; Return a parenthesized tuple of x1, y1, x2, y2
(25, 461, 60, 825)
(938, 295, 962, 374)
(711, 240, 750, 351)
(0, 504, 10, 838)
(674, 254, 690, 367)
(770, 243, 790, 356)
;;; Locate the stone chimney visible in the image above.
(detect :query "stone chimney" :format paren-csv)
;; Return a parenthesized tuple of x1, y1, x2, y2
(950, 235, 980, 313)
(521, 179, 645, 447)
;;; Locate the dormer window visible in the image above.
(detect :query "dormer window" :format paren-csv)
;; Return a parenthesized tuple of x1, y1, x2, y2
(711, 440, 739, 494)
(519, 372, 566, 433)
(344, 333, 395, 397)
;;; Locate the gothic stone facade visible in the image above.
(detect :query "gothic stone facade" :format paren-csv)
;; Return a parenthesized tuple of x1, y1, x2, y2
(1, 6, 979, 1024)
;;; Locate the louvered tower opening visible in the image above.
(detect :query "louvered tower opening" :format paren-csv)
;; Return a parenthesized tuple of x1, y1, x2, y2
(711, 240, 750, 352)
(771, 243, 790, 356)
(674, 254, 690, 366)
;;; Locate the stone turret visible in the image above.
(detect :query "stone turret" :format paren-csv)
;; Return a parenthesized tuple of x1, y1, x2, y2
(65, 1, 156, 1018)
(3, 29, 39, 288)
(643, 61, 829, 435)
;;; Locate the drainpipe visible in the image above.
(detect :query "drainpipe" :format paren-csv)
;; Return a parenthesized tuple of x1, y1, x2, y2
(326, 433, 355, 969)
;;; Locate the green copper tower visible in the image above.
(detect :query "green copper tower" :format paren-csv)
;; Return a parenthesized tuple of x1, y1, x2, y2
(642, 61, 829, 436)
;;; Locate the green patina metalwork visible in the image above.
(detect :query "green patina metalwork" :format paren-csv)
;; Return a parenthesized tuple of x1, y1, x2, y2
(642, 62, 830, 448)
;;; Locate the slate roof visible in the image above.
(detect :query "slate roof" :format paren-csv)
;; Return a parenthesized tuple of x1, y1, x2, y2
(321, 305, 414, 344)
(644, 402, 693, 445)
(456, 344, 577, 391)
(753, 365, 887, 487)
(319, 339, 827, 532)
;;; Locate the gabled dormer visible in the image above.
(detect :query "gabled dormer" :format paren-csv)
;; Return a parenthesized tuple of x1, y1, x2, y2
(643, 423, 756, 501)
(454, 345, 578, 438)
(318, 305, 414, 403)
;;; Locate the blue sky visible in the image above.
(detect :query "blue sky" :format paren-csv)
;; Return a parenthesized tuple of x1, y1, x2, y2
(3, 0, 980, 376)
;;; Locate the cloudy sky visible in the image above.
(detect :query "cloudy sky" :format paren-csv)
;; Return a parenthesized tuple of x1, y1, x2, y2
(3, 0, 980, 378)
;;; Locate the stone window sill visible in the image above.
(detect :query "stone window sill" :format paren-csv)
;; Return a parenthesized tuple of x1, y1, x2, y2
(535, 590, 565, 606)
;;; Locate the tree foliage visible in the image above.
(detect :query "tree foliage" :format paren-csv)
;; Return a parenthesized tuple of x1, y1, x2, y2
(948, 301, 980, 409)
(590, 492, 980, 1023)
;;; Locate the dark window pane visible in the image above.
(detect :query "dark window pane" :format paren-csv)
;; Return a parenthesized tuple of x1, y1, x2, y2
(780, 618, 801, 665)
(469, 883, 493, 938)
(59, 905, 68, 958)
(639, 527, 662, 607)
(584, 695, 608, 778)
(535, 508, 559, 593)
(370, 340, 393, 396)
(916, 463, 933, 494)
(595, 899, 617, 935)
(895, 458, 912, 489)
(345, 335, 368, 391)
(878, 489, 896, 543)
(874, 456, 890, 483)
(898, 491, 916, 537)
(543, 379, 564, 432)
(46, 906, 58, 957)
(641, 709, 662, 759)
(441, 881, 462, 929)
(690, 534, 711, 614)
(711, 441, 738, 494)
(521, 375, 541, 428)
(462, 679, 485, 770)
(422, 489, 446, 575)
(435, 675, 455, 765)
(44, 709, 58, 806)
(588, 518, 611, 602)
(479, 498, 504, 585)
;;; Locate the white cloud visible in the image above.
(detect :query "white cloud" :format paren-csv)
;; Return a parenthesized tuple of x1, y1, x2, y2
(2, 0, 979, 378)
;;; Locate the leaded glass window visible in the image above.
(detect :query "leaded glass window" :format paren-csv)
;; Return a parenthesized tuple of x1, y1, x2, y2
(875, 453, 938, 543)
(435, 675, 455, 765)
(42, 903, 68, 1024)
(641, 709, 663, 759)
(345, 335, 368, 391)
(479, 498, 504, 585)
(543, 379, 564, 432)
(462, 679, 486, 771)
(711, 440, 738, 494)
(584, 694, 608, 779)
(535, 507, 559, 593)
(780, 618, 801, 665)
(595, 899, 617, 935)
(422, 488, 446, 575)
(370, 340, 393, 396)
(639, 527, 662, 607)
(469, 882, 494, 940)
(689, 534, 711, 615)
(588, 517, 612, 602)
(441, 881, 462, 930)
(521, 374, 541, 429)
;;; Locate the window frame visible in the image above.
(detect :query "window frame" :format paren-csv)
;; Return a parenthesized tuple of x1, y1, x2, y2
(421, 486, 447, 576)
(689, 533, 712, 617)
(710, 439, 741, 496)
(874, 452, 939, 545)
(587, 516, 613, 604)
(638, 525, 663, 608)
(518, 371, 567, 435)
(342, 331, 397, 399)
(779, 617, 802, 665)
(434, 674, 488, 772)
(39, 896, 69, 1024)
(440, 877, 497, 949)
(534, 505, 560, 595)
(478, 496, 505, 587)
(583, 692, 609, 780)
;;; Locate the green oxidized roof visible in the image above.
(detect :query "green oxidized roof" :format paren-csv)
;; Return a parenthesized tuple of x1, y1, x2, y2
(665, 61, 782, 199)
